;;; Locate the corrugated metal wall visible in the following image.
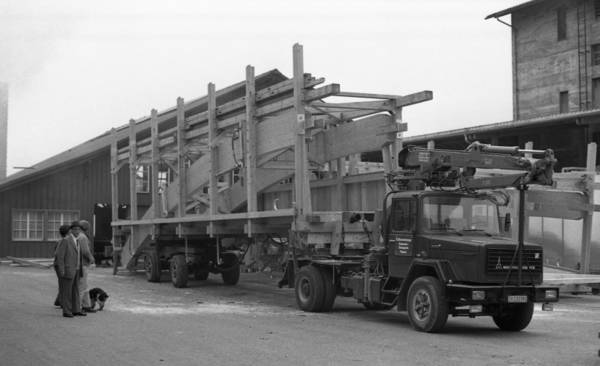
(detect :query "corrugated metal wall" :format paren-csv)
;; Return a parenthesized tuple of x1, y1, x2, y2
(0, 150, 130, 258)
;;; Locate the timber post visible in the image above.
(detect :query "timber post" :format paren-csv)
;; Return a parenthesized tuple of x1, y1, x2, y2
(128, 118, 138, 254)
(581, 142, 597, 273)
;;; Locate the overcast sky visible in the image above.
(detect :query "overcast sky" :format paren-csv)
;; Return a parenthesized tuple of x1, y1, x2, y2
(0, 0, 523, 176)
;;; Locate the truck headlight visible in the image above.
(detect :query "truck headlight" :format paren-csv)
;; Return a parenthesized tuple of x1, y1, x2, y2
(472, 290, 485, 300)
(545, 290, 557, 300)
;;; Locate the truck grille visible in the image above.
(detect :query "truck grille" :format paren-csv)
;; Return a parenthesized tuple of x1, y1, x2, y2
(486, 247, 543, 275)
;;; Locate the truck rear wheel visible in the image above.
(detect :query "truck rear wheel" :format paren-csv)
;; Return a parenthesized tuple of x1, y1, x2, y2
(144, 251, 161, 282)
(295, 265, 326, 312)
(493, 302, 534, 331)
(407, 276, 448, 333)
(170, 255, 188, 288)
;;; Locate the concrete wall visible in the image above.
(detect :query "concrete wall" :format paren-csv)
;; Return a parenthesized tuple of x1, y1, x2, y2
(513, 0, 600, 119)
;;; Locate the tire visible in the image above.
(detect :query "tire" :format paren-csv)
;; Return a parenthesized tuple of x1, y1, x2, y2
(170, 255, 188, 288)
(407, 276, 448, 333)
(144, 251, 161, 282)
(221, 263, 240, 285)
(319, 267, 336, 312)
(493, 302, 534, 331)
(294, 265, 326, 312)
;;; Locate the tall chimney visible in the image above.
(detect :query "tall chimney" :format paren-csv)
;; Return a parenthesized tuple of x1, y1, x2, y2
(0, 83, 7, 179)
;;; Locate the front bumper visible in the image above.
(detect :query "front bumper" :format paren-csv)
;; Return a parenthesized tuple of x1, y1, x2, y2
(445, 283, 559, 305)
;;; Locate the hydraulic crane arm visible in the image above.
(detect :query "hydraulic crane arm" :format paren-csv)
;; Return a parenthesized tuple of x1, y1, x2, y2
(393, 141, 557, 190)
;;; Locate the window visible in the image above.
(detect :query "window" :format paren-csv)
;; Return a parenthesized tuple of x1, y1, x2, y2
(390, 199, 416, 232)
(12, 210, 44, 241)
(592, 44, 600, 66)
(46, 211, 79, 241)
(557, 7, 567, 41)
(592, 78, 600, 108)
(136, 165, 150, 193)
(559, 91, 569, 113)
(595, 0, 600, 19)
(12, 209, 79, 241)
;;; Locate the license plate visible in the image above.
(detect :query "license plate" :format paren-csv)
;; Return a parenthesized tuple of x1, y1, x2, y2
(508, 295, 528, 303)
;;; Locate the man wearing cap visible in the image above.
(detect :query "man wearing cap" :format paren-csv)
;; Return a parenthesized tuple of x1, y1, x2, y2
(77, 220, 96, 313)
(55, 221, 86, 317)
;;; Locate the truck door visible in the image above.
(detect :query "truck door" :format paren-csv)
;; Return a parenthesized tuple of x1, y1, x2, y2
(386, 198, 417, 278)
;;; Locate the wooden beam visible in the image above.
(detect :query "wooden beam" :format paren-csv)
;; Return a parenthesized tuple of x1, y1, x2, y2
(581, 142, 597, 273)
(395, 90, 433, 107)
(128, 119, 138, 222)
(177, 97, 187, 219)
(151, 109, 160, 219)
(245, 65, 257, 236)
(293, 43, 312, 217)
(110, 128, 120, 251)
(208, 83, 218, 237)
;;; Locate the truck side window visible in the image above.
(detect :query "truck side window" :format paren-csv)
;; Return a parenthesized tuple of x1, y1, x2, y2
(390, 199, 415, 232)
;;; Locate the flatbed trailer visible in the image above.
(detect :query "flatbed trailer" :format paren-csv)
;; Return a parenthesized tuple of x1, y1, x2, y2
(111, 44, 559, 332)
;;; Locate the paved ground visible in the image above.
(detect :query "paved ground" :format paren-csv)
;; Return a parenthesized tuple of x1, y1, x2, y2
(0, 264, 599, 366)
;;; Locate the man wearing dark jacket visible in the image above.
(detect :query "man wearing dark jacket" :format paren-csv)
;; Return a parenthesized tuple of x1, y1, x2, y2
(53, 225, 70, 307)
(55, 221, 87, 318)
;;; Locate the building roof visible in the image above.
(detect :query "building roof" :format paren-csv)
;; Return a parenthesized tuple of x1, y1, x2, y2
(485, 0, 548, 19)
(0, 69, 288, 192)
(403, 108, 600, 144)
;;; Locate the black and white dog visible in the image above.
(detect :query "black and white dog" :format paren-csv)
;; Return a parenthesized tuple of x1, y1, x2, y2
(89, 288, 109, 311)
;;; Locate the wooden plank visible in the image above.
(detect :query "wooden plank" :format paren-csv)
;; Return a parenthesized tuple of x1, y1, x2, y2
(395, 90, 433, 107)
(110, 128, 119, 248)
(336, 91, 403, 99)
(309, 114, 399, 163)
(151, 109, 160, 219)
(128, 119, 138, 222)
(581, 142, 597, 273)
(245, 65, 257, 236)
(176, 97, 187, 219)
(309, 100, 391, 112)
(208, 83, 218, 236)
(6, 256, 52, 269)
(293, 43, 309, 216)
(112, 208, 296, 226)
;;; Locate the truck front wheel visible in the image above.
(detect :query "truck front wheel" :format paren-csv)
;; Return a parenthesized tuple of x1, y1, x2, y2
(295, 266, 326, 312)
(170, 255, 188, 288)
(407, 276, 448, 333)
(493, 302, 534, 331)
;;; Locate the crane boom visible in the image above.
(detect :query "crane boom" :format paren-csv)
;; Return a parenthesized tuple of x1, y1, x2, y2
(393, 142, 557, 190)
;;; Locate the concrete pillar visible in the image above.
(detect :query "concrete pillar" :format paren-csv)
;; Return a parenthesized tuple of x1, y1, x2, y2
(0, 83, 7, 180)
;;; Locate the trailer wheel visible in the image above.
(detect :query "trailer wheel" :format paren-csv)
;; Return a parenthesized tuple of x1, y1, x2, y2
(143, 251, 161, 282)
(170, 255, 188, 288)
(295, 266, 326, 312)
(407, 276, 448, 333)
(319, 267, 336, 312)
(492, 302, 534, 331)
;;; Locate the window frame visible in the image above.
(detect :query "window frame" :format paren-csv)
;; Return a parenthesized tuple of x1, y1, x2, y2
(12, 209, 80, 242)
(45, 210, 80, 241)
(135, 164, 150, 193)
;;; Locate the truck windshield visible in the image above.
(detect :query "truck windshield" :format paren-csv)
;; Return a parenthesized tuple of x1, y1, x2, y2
(422, 195, 500, 235)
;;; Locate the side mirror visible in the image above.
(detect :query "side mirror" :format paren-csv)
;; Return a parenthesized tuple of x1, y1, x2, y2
(504, 213, 511, 232)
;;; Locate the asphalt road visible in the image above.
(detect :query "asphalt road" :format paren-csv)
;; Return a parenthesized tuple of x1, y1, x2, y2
(0, 264, 599, 366)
